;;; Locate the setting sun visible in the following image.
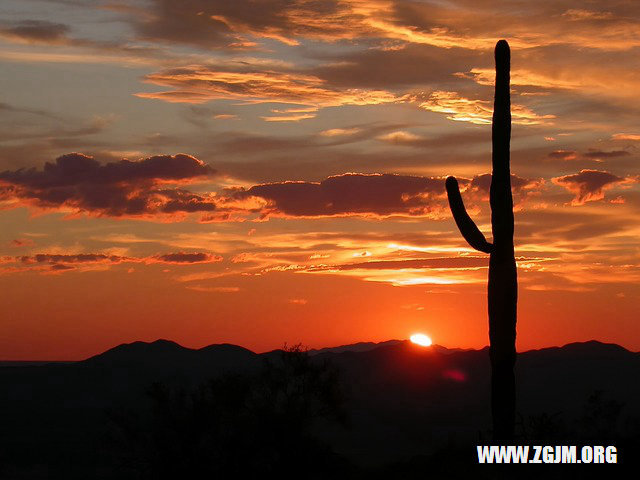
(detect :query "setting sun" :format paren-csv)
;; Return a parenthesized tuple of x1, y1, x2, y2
(410, 333, 433, 347)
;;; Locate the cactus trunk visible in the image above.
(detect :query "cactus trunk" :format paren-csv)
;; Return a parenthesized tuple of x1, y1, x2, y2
(445, 40, 517, 441)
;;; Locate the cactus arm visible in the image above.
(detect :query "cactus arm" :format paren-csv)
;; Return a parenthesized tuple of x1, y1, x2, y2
(445, 176, 493, 254)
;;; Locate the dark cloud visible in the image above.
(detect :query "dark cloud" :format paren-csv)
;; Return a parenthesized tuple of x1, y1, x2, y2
(129, 0, 640, 62)
(0, 154, 500, 221)
(0, 102, 59, 120)
(49, 264, 75, 272)
(0, 20, 70, 43)
(230, 173, 448, 218)
(0, 116, 116, 144)
(136, 0, 256, 48)
(583, 149, 630, 159)
(552, 169, 630, 205)
(9, 238, 34, 248)
(469, 173, 543, 194)
(21, 253, 126, 264)
(150, 252, 223, 264)
(0, 153, 217, 219)
(9, 252, 223, 272)
(466, 173, 545, 207)
(136, 0, 364, 49)
(0, 19, 171, 63)
(132, 0, 640, 55)
(356, 170, 540, 221)
(309, 43, 484, 89)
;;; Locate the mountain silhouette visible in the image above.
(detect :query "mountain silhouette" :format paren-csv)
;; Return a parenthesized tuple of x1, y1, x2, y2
(1, 339, 638, 477)
(307, 339, 403, 355)
(86, 338, 258, 371)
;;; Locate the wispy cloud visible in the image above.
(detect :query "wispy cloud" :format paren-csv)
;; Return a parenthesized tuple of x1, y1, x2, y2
(136, 66, 402, 109)
(419, 91, 555, 125)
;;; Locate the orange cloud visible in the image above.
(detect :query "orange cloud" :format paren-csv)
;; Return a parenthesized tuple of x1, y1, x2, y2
(548, 150, 578, 161)
(418, 91, 554, 125)
(260, 113, 317, 122)
(377, 131, 422, 143)
(134, 0, 494, 50)
(319, 128, 362, 137)
(129, 0, 640, 62)
(264, 106, 319, 121)
(461, 68, 583, 91)
(136, 0, 379, 48)
(256, 252, 491, 287)
(612, 133, 640, 141)
(213, 114, 238, 120)
(136, 67, 401, 107)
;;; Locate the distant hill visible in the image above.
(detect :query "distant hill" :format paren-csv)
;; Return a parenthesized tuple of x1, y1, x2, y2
(86, 338, 258, 373)
(1, 339, 639, 476)
(307, 339, 403, 355)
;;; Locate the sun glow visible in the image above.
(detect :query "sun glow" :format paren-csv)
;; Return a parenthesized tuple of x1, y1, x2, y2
(410, 333, 433, 347)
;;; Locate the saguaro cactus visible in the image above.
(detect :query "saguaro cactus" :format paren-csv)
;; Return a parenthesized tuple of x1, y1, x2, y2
(445, 39, 517, 441)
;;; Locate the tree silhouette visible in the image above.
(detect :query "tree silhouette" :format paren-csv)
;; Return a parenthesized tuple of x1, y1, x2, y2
(445, 39, 517, 441)
(105, 344, 349, 478)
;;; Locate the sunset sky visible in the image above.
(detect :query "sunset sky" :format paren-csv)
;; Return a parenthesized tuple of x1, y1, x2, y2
(1, 0, 639, 360)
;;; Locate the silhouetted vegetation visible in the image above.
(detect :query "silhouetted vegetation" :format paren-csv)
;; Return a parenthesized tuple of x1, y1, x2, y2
(104, 344, 351, 478)
(446, 39, 517, 441)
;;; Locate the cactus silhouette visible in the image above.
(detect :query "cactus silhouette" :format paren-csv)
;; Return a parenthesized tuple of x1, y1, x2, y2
(445, 39, 517, 441)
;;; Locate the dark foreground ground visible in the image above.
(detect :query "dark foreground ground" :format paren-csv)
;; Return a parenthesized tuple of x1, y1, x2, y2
(1, 339, 639, 479)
